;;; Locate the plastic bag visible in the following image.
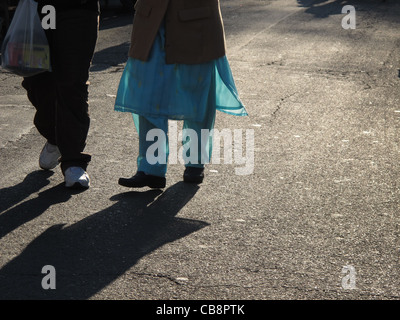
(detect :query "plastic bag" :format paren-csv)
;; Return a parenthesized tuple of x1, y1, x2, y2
(1, 0, 50, 77)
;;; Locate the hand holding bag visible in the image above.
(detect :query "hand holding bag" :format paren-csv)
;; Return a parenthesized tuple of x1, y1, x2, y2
(1, 0, 51, 77)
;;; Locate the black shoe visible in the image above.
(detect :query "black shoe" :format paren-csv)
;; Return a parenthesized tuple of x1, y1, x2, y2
(183, 167, 204, 184)
(118, 171, 166, 188)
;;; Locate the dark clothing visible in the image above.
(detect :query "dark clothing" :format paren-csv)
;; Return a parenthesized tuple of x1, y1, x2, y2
(22, 6, 99, 173)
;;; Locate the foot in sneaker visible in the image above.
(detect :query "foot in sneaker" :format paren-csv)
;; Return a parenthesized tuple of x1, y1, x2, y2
(64, 166, 90, 189)
(39, 142, 61, 170)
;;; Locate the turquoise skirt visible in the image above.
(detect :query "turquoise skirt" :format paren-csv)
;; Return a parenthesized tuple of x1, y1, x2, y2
(114, 22, 247, 124)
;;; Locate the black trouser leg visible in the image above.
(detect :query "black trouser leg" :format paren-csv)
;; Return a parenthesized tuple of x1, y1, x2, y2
(22, 9, 99, 174)
(22, 72, 57, 146)
(52, 10, 98, 173)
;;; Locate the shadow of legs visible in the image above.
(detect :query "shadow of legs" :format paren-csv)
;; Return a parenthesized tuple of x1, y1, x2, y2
(0, 170, 54, 214)
(0, 182, 208, 299)
(0, 181, 84, 240)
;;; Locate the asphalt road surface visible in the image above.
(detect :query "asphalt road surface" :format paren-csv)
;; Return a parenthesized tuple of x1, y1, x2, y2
(0, 0, 400, 301)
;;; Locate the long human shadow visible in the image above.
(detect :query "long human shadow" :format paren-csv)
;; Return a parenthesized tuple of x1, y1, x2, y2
(0, 170, 53, 214)
(0, 183, 83, 239)
(0, 171, 76, 240)
(0, 182, 208, 299)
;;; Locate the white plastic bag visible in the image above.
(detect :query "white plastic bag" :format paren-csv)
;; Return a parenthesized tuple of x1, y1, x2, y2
(1, 0, 50, 77)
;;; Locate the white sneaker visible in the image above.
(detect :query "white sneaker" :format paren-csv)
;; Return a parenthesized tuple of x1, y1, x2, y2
(64, 167, 90, 189)
(39, 142, 61, 170)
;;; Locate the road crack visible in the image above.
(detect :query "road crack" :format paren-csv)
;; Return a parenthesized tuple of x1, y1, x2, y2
(270, 91, 299, 122)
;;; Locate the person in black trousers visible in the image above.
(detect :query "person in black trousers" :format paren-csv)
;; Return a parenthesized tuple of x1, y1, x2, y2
(21, 0, 99, 188)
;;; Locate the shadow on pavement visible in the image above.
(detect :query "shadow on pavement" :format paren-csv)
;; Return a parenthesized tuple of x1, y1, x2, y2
(91, 3, 134, 71)
(0, 178, 86, 241)
(0, 170, 53, 215)
(91, 42, 130, 72)
(0, 181, 208, 299)
(296, 0, 390, 18)
(99, 4, 134, 31)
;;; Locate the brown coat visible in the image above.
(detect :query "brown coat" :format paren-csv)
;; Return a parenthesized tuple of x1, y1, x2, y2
(129, 0, 226, 64)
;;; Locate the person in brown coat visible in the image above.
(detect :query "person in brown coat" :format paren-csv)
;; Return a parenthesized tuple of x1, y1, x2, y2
(114, 0, 247, 188)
